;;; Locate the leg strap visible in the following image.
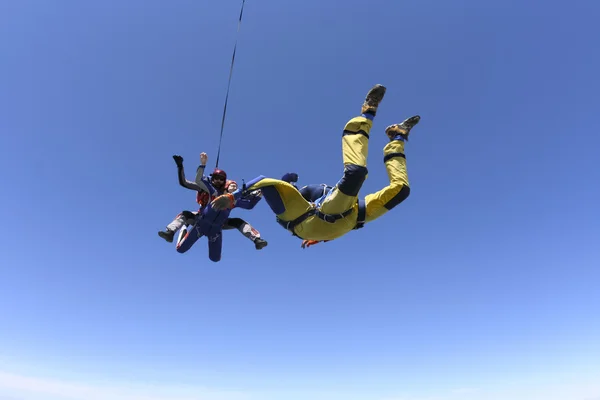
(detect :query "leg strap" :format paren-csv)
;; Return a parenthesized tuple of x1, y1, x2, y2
(277, 201, 363, 236)
(353, 198, 366, 230)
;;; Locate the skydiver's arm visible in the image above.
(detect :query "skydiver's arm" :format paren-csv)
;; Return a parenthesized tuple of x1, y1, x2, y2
(229, 173, 299, 206)
(194, 152, 209, 186)
(234, 191, 262, 210)
(173, 155, 209, 192)
(226, 175, 266, 201)
(210, 175, 268, 210)
(195, 165, 206, 186)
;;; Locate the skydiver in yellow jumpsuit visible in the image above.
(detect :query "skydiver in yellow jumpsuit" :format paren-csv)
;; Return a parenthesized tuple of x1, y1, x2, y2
(211, 84, 421, 248)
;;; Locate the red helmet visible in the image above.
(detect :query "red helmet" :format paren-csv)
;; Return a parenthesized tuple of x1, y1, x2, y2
(211, 168, 227, 180)
(210, 168, 227, 189)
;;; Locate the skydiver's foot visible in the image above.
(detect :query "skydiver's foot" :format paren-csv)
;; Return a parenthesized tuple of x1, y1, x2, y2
(386, 115, 421, 141)
(254, 238, 268, 250)
(361, 84, 386, 116)
(158, 229, 175, 242)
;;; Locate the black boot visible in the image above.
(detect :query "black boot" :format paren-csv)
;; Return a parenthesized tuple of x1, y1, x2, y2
(254, 238, 268, 250)
(158, 229, 175, 243)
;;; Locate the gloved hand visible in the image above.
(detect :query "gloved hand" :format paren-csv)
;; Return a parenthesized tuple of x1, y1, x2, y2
(281, 172, 299, 183)
(211, 193, 235, 210)
(173, 155, 184, 167)
(301, 239, 320, 249)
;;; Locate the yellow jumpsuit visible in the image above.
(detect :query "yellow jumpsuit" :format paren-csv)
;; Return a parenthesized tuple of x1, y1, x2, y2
(217, 114, 411, 242)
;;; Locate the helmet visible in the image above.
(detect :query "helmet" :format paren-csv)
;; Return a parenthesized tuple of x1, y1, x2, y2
(211, 168, 227, 180)
(225, 180, 238, 193)
(210, 168, 227, 189)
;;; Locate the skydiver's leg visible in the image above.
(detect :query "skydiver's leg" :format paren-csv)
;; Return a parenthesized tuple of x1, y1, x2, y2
(319, 84, 386, 215)
(364, 116, 420, 223)
(158, 210, 197, 242)
(207, 232, 223, 262)
(224, 217, 268, 250)
(176, 222, 203, 253)
(167, 211, 196, 231)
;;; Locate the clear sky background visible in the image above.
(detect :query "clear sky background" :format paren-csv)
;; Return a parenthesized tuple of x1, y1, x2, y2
(1, 1, 600, 399)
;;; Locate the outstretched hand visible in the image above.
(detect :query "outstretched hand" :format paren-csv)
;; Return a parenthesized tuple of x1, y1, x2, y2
(200, 152, 208, 165)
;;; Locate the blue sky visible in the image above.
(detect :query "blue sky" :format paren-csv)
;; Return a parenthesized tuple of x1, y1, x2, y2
(1, 0, 599, 399)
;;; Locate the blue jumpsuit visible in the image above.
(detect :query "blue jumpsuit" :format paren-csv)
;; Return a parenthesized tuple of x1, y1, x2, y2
(174, 158, 262, 262)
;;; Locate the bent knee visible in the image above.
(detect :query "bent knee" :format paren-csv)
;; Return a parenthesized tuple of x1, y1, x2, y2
(225, 217, 243, 228)
(176, 236, 191, 253)
(384, 185, 410, 210)
(180, 210, 195, 220)
(338, 164, 368, 196)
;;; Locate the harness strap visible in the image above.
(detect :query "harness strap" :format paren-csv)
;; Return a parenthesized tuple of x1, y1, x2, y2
(277, 208, 316, 236)
(353, 198, 366, 230)
(316, 207, 353, 223)
(278, 198, 367, 236)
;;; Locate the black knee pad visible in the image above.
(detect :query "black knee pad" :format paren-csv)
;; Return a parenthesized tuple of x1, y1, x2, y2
(225, 217, 244, 228)
(180, 210, 196, 220)
(338, 164, 368, 196)
(384, 185, 411, 210)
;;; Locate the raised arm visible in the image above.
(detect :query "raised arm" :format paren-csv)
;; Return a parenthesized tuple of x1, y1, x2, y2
(234, 190, 263, 210)
(173, 155, 210, 193)
(194, 152, 209, 186)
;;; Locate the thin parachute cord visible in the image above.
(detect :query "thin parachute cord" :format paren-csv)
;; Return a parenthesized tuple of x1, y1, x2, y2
(215, 0, 246, 169)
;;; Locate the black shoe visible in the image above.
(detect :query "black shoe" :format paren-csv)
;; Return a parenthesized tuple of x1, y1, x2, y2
(158, 229, 175, 243)
(254, 238, 268, 250)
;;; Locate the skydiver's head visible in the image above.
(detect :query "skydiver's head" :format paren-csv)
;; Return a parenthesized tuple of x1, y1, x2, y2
(210, 168, 227, 189)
